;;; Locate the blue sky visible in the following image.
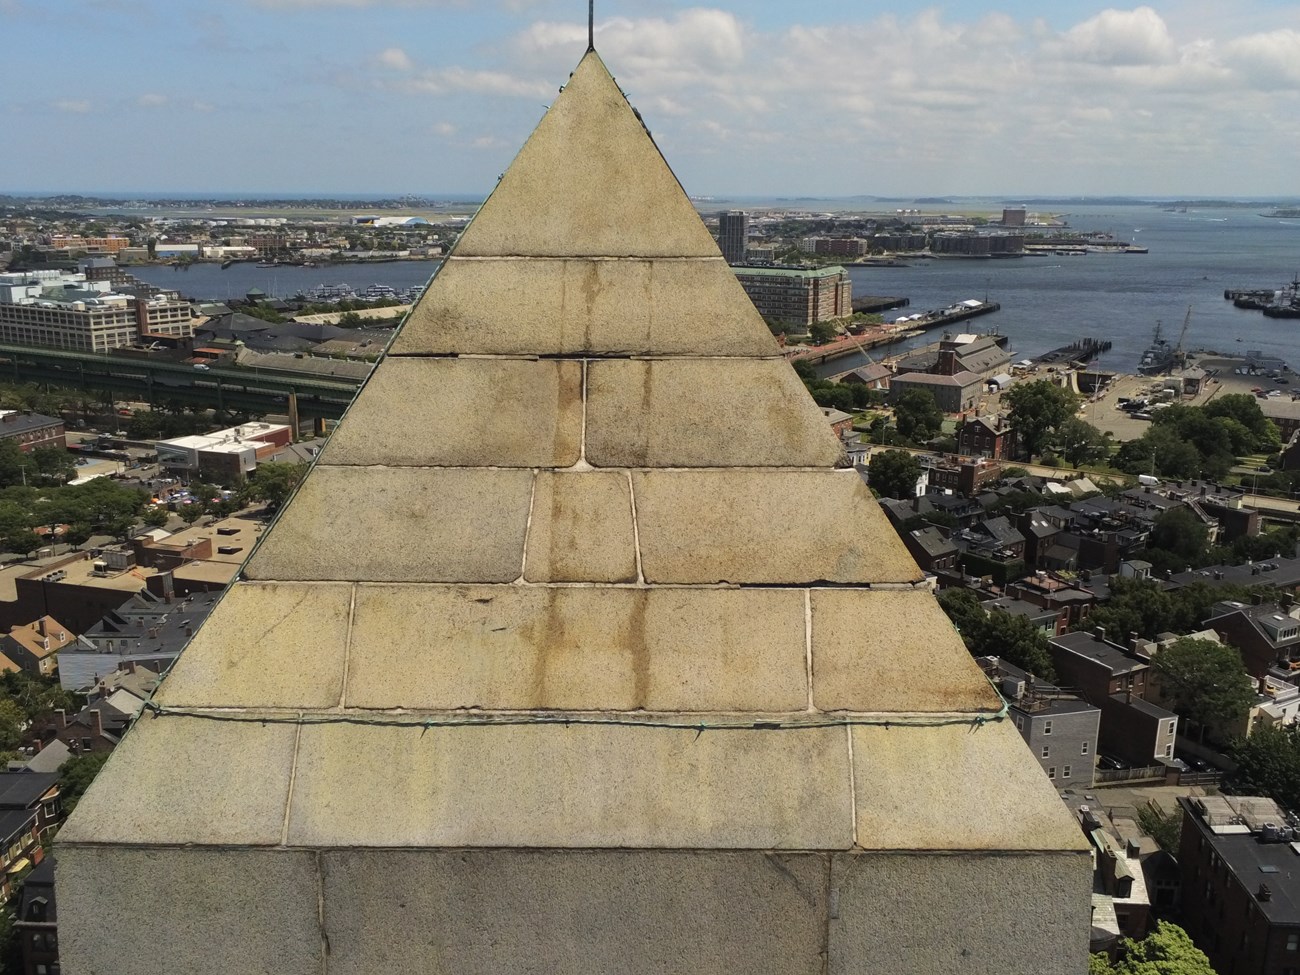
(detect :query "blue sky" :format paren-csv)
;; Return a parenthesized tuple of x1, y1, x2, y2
(3, 0, 1300, 197)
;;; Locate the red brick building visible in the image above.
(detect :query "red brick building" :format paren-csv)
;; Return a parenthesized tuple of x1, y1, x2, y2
(0, 412, 65, 453)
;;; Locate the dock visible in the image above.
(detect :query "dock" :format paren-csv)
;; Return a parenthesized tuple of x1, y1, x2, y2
(784, 299, 1001, 366)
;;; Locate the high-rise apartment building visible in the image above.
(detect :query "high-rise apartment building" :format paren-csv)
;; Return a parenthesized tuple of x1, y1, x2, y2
(717, 210, 748, 264)
(733, 265, 853, 328)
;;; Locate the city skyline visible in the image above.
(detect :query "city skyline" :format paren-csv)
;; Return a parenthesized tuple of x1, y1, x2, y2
(4, 0, 1300, 198)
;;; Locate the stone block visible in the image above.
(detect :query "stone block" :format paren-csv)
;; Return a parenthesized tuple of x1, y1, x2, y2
(634, 470, 924, 585)
(58, 711, 296, 846)
(287, 722, 853, 850)
(585, 360, 844, 468)
(810, 590, 999, 713)
(319, 358, 582, 468)
(322, 849, 829, 975)
(57, 847, 323, 975)
(827, 851, 1091, 975)
(244, 466, 534, 583)
(346, 585, 807, 712)
(524, 472, 637, 583)
(157, 582, 352, 709)
(850, 723, 1091, 852)
(452, 55, 719, 259)
(391, 257, 778, 357)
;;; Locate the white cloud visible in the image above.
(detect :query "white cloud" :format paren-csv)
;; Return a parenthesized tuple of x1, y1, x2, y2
(376, 46, 412, 71)
(1223, 28, 1300, 87)
(392, 66, 549, 98)
(53, 99, 91, 114)
(137, 93, 169, 107)
(332, 3, 1300, 195)
(1054, 6, 1177, 66)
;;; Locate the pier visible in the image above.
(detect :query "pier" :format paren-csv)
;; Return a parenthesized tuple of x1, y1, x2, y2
(784, 299, 1001, 366)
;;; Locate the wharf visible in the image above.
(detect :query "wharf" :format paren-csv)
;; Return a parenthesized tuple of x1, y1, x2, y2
(784, 300, 1001, 366)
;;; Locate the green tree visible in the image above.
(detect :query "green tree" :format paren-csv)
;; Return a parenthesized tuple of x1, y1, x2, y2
(808, 321, 837, 345)
(30, 446, 75, 485)
(1203, 393, 1280, 452)
(246, 462, 308, 507)
(937, 588, 1058, 681)
(1145, 507, 1210, 574)
(893, 389, 944, 442)
(867, 449, 921, 500)
(1227, 723, 1300, 810)
(1137, 803, 1183, 853)
(126, 409, 164, 440)
(1152, 637, 1254, 741)
(0, 440, 33, 488)
(0, 698, 25, 751)
(63, 521, 93, 549)
(1055, 417, 1110, 468)
(142, 507, 170, 529)
(58, 751, 110, 816)
(1110, 921, 1218, 975)
(1004, 380, 1079, 458)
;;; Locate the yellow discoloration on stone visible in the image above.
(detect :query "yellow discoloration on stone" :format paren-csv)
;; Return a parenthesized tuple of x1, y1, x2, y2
(392, 257, 779, 357)
(320, 358, 583, 468)
(156, 582, 353, 709)
(634, 470, 925, 585)
(287, 722, 854, 849)
(244, 466, 534, 583)
(345, 585, 807, 713)
(851, 722, 1093, 852)
(810, 590, 1000, 713)
(585, 359, 846, 468)
(524, 472, 638, 583)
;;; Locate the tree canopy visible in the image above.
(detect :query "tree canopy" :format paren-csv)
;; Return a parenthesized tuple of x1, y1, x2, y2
(867, 449, 921, 500)
(893, 388, 944, 442)
(1091, 922, 1219, 975)
(246, 462, 309, 507)
(937, 587, 1058, 680)
(1151, 637, 1255, 740)
(1226, 723, 1300, 811)
(1114, 395, 1281, 482)
(58, 752, 110, 816)
(1055, 417, 1111, 468)
(1082, 577, 1268, 643)
(1143, 507, 1211, 575)
(1004, 380, 1079, 458)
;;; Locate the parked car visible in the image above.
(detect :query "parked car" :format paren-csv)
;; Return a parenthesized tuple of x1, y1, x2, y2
(1097, 754, 1129, 771)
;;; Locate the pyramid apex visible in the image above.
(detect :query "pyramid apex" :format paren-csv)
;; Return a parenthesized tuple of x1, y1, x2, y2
(448, 41, 718, 259)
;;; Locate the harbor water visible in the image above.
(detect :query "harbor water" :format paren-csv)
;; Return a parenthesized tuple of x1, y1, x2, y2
(132, 204, 1300, 376)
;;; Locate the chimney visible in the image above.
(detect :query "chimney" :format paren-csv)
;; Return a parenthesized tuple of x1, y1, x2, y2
(1094, 626, 1106, 643)
(1258, 884, 1273, 902)
(1260, 677, 1269, 694)
(56, 708, 66, 730)
(36, 618, 46, 637)
(92, 708, 103, 738)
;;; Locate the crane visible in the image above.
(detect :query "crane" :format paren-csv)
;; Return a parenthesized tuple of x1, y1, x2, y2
(1174, 306, 1192, 365)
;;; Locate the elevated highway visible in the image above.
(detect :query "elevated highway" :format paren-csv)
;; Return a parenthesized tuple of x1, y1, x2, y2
(0, 343, 363, 420)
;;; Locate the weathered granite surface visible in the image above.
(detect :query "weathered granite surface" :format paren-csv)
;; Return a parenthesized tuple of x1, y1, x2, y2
(59, 46, 1090, 975)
